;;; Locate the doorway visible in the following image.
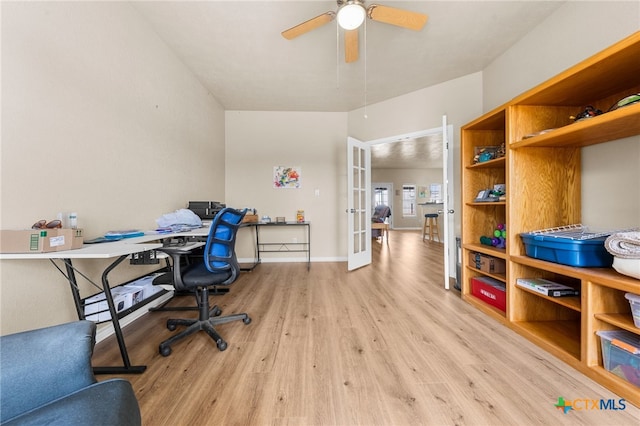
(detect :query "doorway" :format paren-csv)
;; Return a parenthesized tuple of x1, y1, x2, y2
(366, 123, 455, 289)
(372, 183, 393, 228)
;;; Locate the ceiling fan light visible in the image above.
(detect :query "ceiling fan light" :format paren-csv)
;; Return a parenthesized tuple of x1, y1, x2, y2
(337, 3, 366, 30)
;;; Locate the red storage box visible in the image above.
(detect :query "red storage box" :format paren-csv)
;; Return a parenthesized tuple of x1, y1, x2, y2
(471, 276, 506, 312)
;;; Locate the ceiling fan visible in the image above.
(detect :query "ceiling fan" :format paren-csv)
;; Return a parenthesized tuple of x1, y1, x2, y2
(282, 0, 428, 63)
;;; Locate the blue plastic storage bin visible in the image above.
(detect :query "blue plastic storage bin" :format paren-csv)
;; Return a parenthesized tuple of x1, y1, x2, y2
(520, 233, 613, 267)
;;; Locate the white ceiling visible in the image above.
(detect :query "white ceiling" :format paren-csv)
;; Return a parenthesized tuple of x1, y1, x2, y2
(132, 1, 566, 112)
(370, 134, 443, 169)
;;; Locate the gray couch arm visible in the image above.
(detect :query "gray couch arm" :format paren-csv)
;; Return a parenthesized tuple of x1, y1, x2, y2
(1, 321, 97, 421)
(0, 321, 141, 425)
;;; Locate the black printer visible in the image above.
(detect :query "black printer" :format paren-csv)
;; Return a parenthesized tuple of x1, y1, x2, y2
(187, 201, 225, 220)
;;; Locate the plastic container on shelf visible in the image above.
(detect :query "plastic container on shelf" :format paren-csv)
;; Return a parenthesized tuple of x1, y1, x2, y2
(596, 330, 640, 387)
(520, 224, 613, 267)
(625, 293, 640, 328)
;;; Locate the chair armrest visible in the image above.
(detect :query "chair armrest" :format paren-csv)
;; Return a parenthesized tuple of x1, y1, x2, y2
(0, 321, 97, 422)
(155, 245, 199, 291)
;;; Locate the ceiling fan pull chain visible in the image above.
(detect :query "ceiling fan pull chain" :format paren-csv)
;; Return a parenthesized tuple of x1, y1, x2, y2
(363, 17, 368, 119)
(336, 21, 340, 89)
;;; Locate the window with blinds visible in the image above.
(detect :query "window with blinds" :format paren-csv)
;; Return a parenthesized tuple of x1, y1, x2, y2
(402, 184, 416, 217)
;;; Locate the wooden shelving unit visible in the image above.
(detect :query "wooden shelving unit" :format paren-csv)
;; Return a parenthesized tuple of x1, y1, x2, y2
(461, 31, 640, 407)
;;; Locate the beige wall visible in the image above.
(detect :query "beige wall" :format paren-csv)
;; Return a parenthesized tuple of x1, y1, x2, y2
(483, 1, 640, 229)
(1, 2, 226, 333)
(348, 72, 485, 239)
(372, 168, 443, 229)
(223, 74, 482, 264)
(224, 111, 348, 262)
(483, 1, 640, 111)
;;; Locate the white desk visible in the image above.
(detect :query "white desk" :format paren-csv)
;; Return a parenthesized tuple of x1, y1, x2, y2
(0, 230, 208, 374)
(0, 222, 297, 373)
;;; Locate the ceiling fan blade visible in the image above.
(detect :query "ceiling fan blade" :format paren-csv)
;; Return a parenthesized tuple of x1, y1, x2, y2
(367, 4, 428, 31)
(281, 11, 336, 40)
(345, 29, 359, 63)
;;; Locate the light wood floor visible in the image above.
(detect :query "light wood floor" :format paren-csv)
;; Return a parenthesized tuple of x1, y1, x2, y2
(94, 231, 640, 425)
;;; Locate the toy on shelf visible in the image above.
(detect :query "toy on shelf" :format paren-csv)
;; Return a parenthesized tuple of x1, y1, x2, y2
(490, 184, 506, 202)
(570, 105, 603, 122)
(481, 223, 506, 249)
(473, 144, 506, 164)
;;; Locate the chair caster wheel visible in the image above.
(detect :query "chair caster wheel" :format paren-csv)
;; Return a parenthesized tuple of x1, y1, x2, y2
(217, 339, 227, 351)
(212, 307, 222, 317)
(167, 323, 177, 331)
(243, 317, 251, 325)
(159, 345, 171, 357)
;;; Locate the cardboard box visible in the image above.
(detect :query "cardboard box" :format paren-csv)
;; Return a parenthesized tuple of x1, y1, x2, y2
(111, 286, 144, 311)
(241, 214, 259, 223)
(469, 252, 506, 274)
(124, 273, 164, 299)
(71, 228, 84, 249)
(84, 291, 128, 322)
(0, 229, 75, 253)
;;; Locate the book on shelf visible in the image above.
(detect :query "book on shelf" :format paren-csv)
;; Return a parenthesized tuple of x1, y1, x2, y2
(515, 278, 580, 297)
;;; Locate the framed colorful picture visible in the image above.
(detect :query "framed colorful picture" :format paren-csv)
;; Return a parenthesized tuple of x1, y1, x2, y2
(273, 166, 301, 189)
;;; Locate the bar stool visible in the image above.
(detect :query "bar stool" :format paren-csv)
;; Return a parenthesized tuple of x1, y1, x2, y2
(422, 213, 440, 242)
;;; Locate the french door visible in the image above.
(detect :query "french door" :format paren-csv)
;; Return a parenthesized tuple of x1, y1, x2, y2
(346, 136, 371, 271)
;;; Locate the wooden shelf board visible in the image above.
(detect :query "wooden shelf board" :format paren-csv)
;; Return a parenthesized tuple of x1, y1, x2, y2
(510, 104, 640, 149)
(466, 201, 506, 207)
(465, 265, 506, 283)
(462, 106, 506, 130)
(511, 255, 640, 292)
(515, 284, 581, 312)
(463, 243, 507, 259)
(511, 320, 581, 361)
(594, 313, 640, 334)
(466, 157, 506, 169)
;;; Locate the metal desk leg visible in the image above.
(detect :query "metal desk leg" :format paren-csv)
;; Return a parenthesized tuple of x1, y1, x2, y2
(307, 223, 311, 270)
(240, 224, 260, 271)
(62, 259, 85, 320)
(92, 255, 146, 375)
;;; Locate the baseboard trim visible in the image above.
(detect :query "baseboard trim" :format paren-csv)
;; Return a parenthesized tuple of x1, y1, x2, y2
(237, 256, 346, 264)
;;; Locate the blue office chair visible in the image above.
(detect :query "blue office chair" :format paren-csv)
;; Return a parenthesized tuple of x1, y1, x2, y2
(155, 207, 250, 356)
